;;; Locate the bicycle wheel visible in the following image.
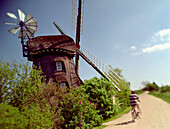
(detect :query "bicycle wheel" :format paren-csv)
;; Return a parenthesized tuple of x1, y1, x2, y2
(131, 108, 137, 122)
(137, 108, 142, 118)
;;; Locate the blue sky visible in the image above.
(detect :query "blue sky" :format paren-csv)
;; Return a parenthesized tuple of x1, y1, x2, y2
(0, 0, 170, 90)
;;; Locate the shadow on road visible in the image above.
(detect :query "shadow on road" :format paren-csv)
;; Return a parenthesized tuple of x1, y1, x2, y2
(115, 120, 134, 126)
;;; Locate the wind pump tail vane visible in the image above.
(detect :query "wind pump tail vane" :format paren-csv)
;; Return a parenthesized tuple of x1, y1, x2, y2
(5, 9, 38, 57)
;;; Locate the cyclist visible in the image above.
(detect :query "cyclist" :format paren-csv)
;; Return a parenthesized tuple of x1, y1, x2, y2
(129, 90, 141, 121)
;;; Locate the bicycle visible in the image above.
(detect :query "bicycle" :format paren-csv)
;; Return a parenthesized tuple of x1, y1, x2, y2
(131, 106, 142, 122)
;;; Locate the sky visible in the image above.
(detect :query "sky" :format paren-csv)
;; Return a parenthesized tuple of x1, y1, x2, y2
(0, 0, 170, 90)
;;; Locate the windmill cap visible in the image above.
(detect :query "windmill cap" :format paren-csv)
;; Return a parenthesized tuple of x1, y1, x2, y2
(27, 35, 76, 58)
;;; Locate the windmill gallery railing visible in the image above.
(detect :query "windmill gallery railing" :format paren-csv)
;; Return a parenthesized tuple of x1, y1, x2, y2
(77, 46, 121, 91)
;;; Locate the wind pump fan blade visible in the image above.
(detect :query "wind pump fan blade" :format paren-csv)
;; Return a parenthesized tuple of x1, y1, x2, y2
(6, 9, 38, 39)
(4, 22, 17, 25)
(25, 14, 36, 24)
(18, 29, 26, 38)
(25, 13, 38, 32)
(26, 21, 38, 31)
(25, 27, 36, 37)
(7, 12, 18, 21)
(18, 9, 25, 22)
(8, 26, 20, 34)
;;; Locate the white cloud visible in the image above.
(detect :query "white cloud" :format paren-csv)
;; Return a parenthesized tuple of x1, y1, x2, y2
(133, 29, 170, 55)
(155, 29, 170, 42)
(130, 46, 136, 50)
(142, 42, 170, 53)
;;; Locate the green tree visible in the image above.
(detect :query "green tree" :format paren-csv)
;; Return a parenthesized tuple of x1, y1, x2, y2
(52, 87, 103, 129)
(79, 77, 121, 119)
(142, 81, 159, 91)
(105, 66, 131, 110)
(160, 85, 170, 93)
(0, 59, 54, 128)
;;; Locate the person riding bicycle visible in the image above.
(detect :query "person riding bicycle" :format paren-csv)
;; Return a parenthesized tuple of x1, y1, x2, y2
(129, 90, 141, 121)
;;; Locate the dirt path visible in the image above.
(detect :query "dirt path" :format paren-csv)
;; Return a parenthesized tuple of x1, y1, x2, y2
(103, 92, 170, 129)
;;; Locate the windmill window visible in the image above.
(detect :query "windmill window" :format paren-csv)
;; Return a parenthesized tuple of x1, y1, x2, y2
(60, 82, 68, 88)
(55, 61, 65, 71)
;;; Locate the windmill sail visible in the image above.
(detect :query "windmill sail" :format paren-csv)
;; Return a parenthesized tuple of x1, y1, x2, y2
(72, 0, 84, 34)
(77, 46, 121, 91)
(53, 21, 66, 35)
(72, 0, 84, 75)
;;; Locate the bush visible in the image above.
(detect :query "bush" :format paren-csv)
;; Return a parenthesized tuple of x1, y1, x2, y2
(116, 79, 131, 110)
(79, 77, 121, 119)
(0, 59, 104, 129)
(0, 104, 27, 129)
(142, 82, 159, 91)
(51, 87, 103, 129)
(0, 59, 131, 128)
(104, 66, 131, 110)
(21, 104, 54, 129)
(0, 60, 54, 128)
(116, 89, 130, 110)
(0, 60, 45, 106)
(0, 103, 54, 129)
(160, 85, 170, 93)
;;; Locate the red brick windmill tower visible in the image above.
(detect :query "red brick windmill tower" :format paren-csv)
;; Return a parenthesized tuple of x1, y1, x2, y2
(5, 9, 82, 88)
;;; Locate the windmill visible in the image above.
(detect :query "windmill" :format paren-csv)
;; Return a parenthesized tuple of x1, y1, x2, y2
(5, 9, 82, 88)
(5, 9, 38, 57)
(5, 2, 121, 91)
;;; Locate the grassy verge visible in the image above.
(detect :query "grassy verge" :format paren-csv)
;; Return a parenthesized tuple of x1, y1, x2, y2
(149, 91, 170, 104)
(93, 106, 131, 129)
(103, 106, 131, 123)
(93, 125, 107, 129)
(135, 90, 145, 95)
(93, 91, 144, 129)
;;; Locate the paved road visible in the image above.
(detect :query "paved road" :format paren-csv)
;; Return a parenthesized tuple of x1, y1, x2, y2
(103, 92, 170, 129)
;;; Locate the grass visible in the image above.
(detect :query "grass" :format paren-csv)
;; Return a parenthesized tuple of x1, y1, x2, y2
(149, 91, 170, 104)
(93, 91, 144, 129)
(93, 125, 107, 129)
(135, 90, 145, 95)
(103, 106, 131, 123)
(93, 106, 131, 129)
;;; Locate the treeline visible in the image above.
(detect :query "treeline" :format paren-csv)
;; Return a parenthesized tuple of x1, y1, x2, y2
(0, 60, 131, 129)
(141, 81, 170, 93)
